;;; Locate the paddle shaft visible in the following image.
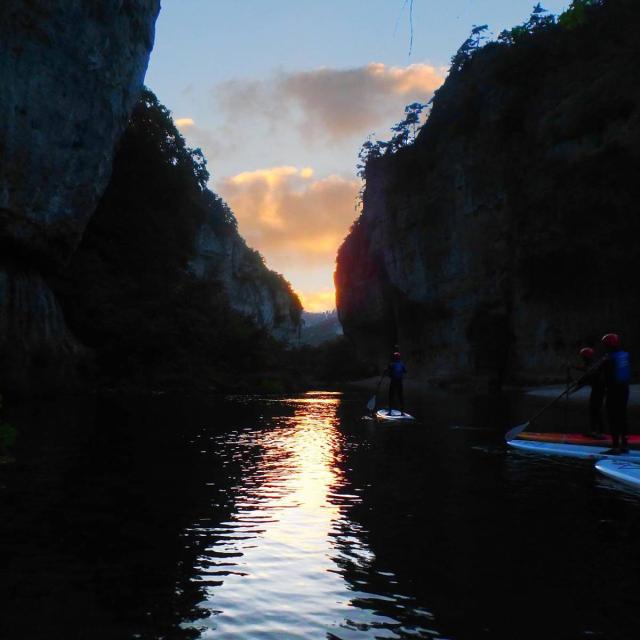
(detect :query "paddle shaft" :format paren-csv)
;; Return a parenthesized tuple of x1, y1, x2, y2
(505, 365, 599, 441)
(366, 372, 387, 411)
(564, 364, 571, 433)
(529, 381, 578, 425)
(375, 371, 386, 394)
(527, 363, 599, 424)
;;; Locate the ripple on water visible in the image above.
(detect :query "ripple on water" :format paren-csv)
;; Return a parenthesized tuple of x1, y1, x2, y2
(179, 393, 440, 639)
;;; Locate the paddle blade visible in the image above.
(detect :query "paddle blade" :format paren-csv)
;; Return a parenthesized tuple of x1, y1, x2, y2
(505, 421, 529, 442)
(366, 395, 376, 411)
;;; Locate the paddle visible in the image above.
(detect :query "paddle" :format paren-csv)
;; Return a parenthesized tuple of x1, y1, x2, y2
(504, 367, 596, 442)
(366, 372, 386, 413)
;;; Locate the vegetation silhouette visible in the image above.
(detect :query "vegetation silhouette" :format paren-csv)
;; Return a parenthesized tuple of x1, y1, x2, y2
(53, 89, 286, 390)
(357, 102, 429, 181)
(52, 89, 364, 392)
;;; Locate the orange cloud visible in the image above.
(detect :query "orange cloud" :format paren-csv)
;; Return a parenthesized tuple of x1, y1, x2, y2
(281, 63, 444, 138)
(217, 166, 360, 274)
(214, 62, 446, 141)
(298, 290, 336, 312)
(175, 117, 195, 128)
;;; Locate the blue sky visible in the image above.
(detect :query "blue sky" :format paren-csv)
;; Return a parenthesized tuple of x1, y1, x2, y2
(146, 1, 570, 310)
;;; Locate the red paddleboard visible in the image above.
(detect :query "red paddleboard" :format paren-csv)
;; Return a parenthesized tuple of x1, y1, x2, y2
(519, 432, 640, 448)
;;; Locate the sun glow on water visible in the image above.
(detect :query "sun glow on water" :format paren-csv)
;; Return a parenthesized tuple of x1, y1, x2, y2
(182, 393, 421, 638)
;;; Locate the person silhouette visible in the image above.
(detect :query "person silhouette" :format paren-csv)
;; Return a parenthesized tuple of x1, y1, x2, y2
(386, 351, 407, 415)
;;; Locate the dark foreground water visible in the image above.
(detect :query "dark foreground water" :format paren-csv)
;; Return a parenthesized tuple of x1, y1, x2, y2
(1, 390, 640, 640)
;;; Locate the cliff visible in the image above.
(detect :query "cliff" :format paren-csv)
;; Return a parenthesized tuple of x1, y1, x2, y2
(336, 0, 640, 387)
(0, 1, 160, 392)
(190, 220, 301, 343)
(54, 90, 301, 390)
(0, 4, 300, 394)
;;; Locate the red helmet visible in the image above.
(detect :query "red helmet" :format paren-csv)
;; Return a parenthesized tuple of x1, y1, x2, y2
(601, 333, 620, 348)
(579, 347, 595, 360)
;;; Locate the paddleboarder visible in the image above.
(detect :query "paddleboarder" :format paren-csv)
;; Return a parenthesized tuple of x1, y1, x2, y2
(386, 351, 407, 415)
(601, 333, 631, 454)
(574, 347, 606, 439)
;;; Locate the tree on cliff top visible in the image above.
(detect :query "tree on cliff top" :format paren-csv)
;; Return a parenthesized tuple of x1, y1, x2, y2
(450, 24, 490, 72)
(498, 4, 555, 45)
(449, 1, 605, 71)
(356, 102, 428, 180)
(559, 0, 604, 29)
(131, 89, 210, 191)
(355, 1, 607, 185)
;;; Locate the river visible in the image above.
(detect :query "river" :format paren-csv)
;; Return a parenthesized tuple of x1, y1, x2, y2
(1, 390, 639, 639)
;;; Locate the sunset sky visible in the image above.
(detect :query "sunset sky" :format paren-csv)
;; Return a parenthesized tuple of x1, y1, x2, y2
(146, 0, 569, 311)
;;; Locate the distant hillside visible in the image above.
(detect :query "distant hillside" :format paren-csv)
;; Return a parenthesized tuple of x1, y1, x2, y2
(299, 311, 343, 346)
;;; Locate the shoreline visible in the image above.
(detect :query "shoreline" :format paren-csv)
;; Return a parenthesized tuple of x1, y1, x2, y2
(524, 383, 640, 406)
(345, 377, 640, 406)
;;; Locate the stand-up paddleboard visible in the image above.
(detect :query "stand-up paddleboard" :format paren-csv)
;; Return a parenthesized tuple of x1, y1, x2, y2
(595, 459, 640, 489)
(519, 432, 640, 448)
(375, 409, 416, 422)
(507, 439, 640, 461)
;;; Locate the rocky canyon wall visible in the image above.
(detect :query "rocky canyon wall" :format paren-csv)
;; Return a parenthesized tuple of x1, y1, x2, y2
(336, 0, 640, 387)
(1, 4, 300, 394)
(0, 1, 160, 392)
(190, 221, 301, 343)
(51, 88, 301, 390)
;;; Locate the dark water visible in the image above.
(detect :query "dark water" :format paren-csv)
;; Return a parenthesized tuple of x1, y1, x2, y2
(1, 390, 639, 640)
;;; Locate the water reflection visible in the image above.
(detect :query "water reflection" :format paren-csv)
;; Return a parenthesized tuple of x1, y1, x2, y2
(3, 392, 640, 639)
(182, 392, 438, 639)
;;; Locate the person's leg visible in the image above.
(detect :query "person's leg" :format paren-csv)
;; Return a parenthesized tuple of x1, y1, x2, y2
(590, 386, 605, 437)
(606, 390, 620, 451)
(619, 385, 630, 452)
(388, 380, 397, 413)
(585, 390, 596, 436)
(398, 380, 404, 414)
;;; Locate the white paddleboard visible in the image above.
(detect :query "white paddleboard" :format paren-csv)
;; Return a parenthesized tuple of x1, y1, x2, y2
(375, 409, 416, 422)
(596, 459, 640, 489)
(507, 439, 640, 461)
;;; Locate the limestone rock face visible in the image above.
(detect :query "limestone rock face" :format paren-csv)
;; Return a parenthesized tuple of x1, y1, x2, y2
(0, 1, 160, 263)
(0, 266, 80, 392)
(0, 1, 160, 392)
(336, 2, 640, 387)
(190, 219, 301, 343)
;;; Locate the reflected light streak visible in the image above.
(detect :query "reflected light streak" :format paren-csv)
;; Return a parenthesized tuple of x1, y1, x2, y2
(260, 396, 344, 545)
(189, 394, 354, 637)
(183, 393, 433, 639)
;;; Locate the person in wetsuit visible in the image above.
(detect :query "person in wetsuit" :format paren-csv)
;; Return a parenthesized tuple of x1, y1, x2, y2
(386, 352, 407, 415)
(600, 333, 631, 454)
(574, 347, 606, 439)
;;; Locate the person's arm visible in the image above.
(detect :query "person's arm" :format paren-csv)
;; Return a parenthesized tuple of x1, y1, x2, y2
(600, 355, 613, 386)
(573, 371, 592, 390)
(572, 357, 605, 391)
